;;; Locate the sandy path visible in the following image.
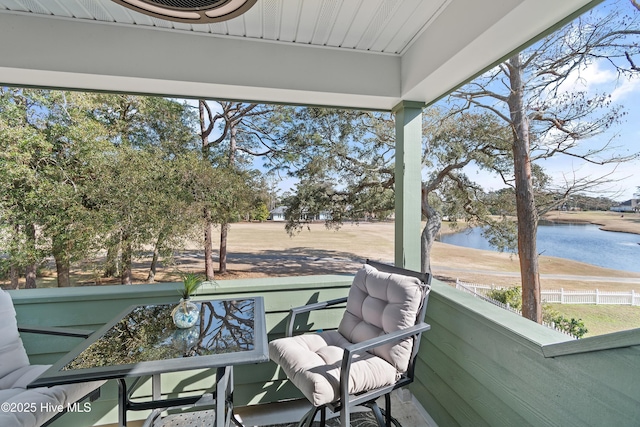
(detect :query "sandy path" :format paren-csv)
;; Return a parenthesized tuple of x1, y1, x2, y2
(170, 219, 640, 292)
(25, 213, 639, 291)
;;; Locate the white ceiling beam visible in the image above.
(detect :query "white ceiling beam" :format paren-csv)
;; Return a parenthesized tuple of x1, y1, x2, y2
(401, 0, 598, 105)
(0, 0, 601, 110)
(0, 12, 401, 109)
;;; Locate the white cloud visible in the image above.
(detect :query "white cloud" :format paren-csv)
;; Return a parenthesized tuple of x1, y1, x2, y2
(611, 75, 640, 103)
(556, 59, 640, 103)
(555, 61, 612, 94)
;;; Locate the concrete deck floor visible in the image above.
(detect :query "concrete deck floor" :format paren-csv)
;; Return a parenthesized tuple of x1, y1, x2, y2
(137, 391, 436, 427)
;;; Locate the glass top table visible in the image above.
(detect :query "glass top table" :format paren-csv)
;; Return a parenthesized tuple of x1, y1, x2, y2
(29, 296, 268, 426)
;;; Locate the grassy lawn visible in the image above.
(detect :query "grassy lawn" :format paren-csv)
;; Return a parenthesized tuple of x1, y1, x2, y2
(5, 211, 640, 336)
(541, 210, 640, 234)
(548, 304, 640, 337)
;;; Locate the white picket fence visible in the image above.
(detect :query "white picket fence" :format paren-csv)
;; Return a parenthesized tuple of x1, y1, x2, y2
(455, 280, 578, 339)
(456, 280, 640, 306)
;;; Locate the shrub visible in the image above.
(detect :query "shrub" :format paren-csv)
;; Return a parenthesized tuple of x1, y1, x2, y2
(251, 203, 270, 222)
(487, 286, 522, 311)
(484, 288, 589, 338)
(543, 305, 588, 338)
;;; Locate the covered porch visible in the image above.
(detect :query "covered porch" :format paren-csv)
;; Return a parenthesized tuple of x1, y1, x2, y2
(10, 274, 639, 426)
(0, 0, 607, 272)
(2, 0, 639, 425)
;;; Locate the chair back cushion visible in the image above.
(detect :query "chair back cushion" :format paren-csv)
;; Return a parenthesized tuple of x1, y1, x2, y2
(0, 290, 30, 380)
(338, 264, 425, 372)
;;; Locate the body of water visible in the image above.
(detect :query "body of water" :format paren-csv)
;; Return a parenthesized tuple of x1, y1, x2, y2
(440, 222, 640, 273)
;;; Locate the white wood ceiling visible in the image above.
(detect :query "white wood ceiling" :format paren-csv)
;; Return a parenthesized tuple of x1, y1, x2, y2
(0, 0, 447, 55)
(0, 0, 598, 109)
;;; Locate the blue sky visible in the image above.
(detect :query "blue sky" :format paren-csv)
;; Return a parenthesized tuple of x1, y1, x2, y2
(459, 0, 640, 202)
(463, 58, 640, 201)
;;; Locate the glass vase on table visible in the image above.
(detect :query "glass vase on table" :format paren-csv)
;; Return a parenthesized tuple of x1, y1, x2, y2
(171, 298, 200, 329)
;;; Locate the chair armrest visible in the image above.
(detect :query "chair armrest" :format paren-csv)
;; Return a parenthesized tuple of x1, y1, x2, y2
(287, 297, 348, 337)
(343, 323, 431, 356)
(339, 322, 431, 398)
(18, 325, 94, 338)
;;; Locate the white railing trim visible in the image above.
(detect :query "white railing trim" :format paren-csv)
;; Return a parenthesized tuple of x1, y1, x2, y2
(455, 281, 638, 306)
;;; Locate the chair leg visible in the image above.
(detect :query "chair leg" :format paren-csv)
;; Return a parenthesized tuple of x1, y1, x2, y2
(368, 401, 386, 427)
(385, 393, 392, 427)
(298, 406, 318, 427)
(340, 403, 350, 427)
(364, 395, 401, 427)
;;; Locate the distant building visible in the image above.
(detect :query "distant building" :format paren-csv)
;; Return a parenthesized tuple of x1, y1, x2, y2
(268, 206, 332, 221)
(610, 196, 639, 213)
(269, 206, 287, 221)
(316, 211, 332, 221)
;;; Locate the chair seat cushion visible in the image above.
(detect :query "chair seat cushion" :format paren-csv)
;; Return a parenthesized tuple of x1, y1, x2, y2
(269, 330, 397, 407)
(0, 290, 105, 427)
(0, 372, 105, 427)
(0, 365, 49, 390)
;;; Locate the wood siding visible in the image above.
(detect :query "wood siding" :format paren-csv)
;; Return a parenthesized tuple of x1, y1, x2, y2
(415, 282, 640, 427)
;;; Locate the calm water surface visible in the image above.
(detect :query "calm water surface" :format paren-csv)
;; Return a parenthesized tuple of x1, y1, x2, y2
(440, 222, 640, 273)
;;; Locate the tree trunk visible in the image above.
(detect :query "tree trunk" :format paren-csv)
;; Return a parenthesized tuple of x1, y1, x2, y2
(220, 105, 239, 275)
(54, 256, 71, 287)
(25, 223, 37, 289)
(121, 236, 133, 285)
(204, 215, 215, 281)
(52, 237, 71, 287)
(9, 264, 19, 289)
(9, 223, 20, 289)
(508, 53, 542, 323)
(200, 102, 216, 282)
(219, 222, 229, 274)
(146, 246, 159, 283)
(227, 110, 237, 166)
(420, 188, 442, 274)
(104, 242, 120, 278)
(25, 265, 37, 289)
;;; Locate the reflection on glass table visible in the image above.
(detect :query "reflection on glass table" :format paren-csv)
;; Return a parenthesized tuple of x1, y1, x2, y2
(64, 299, 256, 369)
(29, 297, 268, 427)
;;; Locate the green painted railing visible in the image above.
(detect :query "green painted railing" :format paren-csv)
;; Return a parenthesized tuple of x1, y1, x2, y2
(416, 282, 640, 427)
(9, 275, 640, 426)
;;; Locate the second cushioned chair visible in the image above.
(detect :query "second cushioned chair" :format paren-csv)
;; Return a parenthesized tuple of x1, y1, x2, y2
(0, 289, 105, 427)
(269, 260, 431, 427)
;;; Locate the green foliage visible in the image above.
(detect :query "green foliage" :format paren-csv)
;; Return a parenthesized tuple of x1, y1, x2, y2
(0, 89, 225, 287)
(559, 195, 617, 211)
(552, 316, 589, 338)
(488, 289, 588, 338)
(0, 89, 107, 286)
(252, 202, 270, 222)
(543, 305, 589, 338)
(279, 108, 399, 234)
(178, 272, 204, 299)
(486, 286, 522, 311)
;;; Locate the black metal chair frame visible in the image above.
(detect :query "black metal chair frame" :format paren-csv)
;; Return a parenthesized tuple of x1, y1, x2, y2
(284, 260, 432, 427)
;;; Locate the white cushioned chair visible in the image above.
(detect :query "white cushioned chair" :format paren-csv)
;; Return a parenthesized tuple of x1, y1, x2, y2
(0, 289, 105, 427)
(269, 260, 431, 427)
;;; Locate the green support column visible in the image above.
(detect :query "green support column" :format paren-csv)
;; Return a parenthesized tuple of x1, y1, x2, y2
(392, 101, 424, 271)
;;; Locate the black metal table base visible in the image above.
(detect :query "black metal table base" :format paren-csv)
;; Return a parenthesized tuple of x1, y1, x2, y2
(117, 366, 239, 427)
